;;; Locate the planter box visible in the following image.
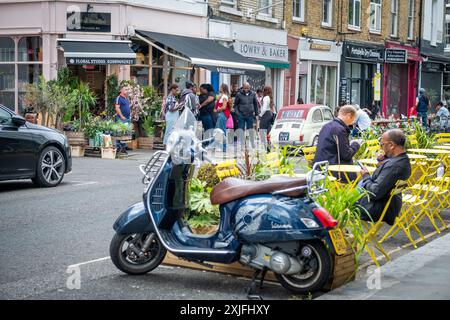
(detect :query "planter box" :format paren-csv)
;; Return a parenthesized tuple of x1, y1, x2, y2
(65, 132, 86, 146)
(70, 146, 85, 158)
(127, 139, 138, 150)
(322, 250, 356, 291)
(138, 137, 153, 150)
(101, 147, 117, 159)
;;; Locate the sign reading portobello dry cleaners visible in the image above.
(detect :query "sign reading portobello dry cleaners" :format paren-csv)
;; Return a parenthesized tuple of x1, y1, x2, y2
(385, 49, 408, 63)
(345, 44, 384, 62)
(234, 41, 289, 63)
(67, 58, 135, 65)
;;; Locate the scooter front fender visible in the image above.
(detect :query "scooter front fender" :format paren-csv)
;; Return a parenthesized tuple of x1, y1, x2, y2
(113, 202, 155, 235)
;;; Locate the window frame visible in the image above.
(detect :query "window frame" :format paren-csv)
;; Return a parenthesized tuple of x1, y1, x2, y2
(258, 0, 273, 17)
(322, 0, 333, 27)
(292, 0, 305, 22)
(348, 0, 361, 30)
(408, 0, 415, 40)
(391, 0, 399, 37)
(369, 0, 382, 34)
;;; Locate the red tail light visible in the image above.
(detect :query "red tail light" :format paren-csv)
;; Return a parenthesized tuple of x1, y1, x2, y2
(312, 208, 338, 229)
(299, 134, 304, 142)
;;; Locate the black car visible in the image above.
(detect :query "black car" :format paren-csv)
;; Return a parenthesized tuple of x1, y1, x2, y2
(0, 105, 72, 187)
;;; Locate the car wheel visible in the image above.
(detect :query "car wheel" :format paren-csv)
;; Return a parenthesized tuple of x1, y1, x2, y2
(34, 146, 66, 187)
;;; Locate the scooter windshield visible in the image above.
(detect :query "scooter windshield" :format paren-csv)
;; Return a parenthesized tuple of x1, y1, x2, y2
(166, 108, 198, 164)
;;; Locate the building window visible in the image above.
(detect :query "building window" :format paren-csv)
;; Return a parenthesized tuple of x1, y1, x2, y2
(0, 36, 42, 113)
(391, 0, 399, 37)
(408, 0, 415, 39)
(348, 0, 361, 29)
(370, 0, 382, 33)
(221, 0, 237, 6)
(310, 64, 337, 107)
(258, 0, 272, 16)
(293, 0, 305, 22)
(322, 0, 333, 27)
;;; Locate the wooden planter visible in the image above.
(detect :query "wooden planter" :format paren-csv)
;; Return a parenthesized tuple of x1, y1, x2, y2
(65, 131, 86, 146)
(101, 147, 117, 159)
(138, 137, 153, 150)
(70, 145, 85, 158)
(323, 250, 357, 291)
(127, 139, 139, 150)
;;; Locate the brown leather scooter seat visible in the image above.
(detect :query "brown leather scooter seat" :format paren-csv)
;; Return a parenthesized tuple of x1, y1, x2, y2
(210, 176, 308, 205)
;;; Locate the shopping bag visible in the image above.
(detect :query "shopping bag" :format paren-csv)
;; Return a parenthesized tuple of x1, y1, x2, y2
(226, 115, 234, 129)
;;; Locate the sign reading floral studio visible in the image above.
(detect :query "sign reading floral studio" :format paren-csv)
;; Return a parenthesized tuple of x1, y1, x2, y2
(344, 43, 384, 62)
(234, 41, 289, 63)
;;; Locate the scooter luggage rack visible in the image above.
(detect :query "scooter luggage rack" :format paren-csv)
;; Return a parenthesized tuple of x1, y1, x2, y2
(272, 161, 329, 198)
(139, 151, 169, 185)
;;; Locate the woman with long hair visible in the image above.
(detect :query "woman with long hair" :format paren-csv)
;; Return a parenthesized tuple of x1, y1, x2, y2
(259, 86, 275, 143)
(213, 83, 231, 152)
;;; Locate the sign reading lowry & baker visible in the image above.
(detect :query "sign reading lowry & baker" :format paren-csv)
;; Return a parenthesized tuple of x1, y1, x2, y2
(234, 41, 288, 63)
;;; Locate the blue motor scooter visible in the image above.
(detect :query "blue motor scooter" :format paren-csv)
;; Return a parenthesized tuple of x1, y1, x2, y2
(110, 108, 343, 296)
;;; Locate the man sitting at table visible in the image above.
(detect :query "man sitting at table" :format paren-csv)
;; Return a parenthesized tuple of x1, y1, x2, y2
(314, 105, 361, 181)
(358, 129, 411, 225)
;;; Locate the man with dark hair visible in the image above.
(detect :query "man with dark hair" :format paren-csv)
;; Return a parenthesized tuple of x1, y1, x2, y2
(179, 81, 200, 117)
(416, 88, 431, 129)
(358, 129, 411, 225)
(234, 82, 259, 148)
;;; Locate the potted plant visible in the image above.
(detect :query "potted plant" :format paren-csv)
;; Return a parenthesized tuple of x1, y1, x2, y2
(187, 178, 219, 235)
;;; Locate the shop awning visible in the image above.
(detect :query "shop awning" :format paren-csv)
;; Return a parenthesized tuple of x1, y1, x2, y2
(135, 30, 265, 73)
(256, 59, 290, 69)
(57, 39, 136, 65)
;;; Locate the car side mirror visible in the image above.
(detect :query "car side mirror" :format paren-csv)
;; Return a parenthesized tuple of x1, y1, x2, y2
(11, 115, 26, 126)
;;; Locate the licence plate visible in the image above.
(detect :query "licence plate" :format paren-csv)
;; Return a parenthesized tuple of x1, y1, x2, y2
(329, 229, 348, 256)
(279, 132, 290, 141)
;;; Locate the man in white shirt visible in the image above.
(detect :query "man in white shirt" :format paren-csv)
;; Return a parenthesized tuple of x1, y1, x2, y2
(354, 104, 372, 132)
(436, 101, 449, 132)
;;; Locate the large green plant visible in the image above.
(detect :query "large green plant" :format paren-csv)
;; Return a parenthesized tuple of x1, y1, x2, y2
(412, 121, 435, 149)
(105, 74, 119, 117)
(74, 81, 97, 129)
(187, 178, 219, 229)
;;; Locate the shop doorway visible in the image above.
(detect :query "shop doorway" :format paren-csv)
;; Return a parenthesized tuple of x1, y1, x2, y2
(68, 65, 106, 115)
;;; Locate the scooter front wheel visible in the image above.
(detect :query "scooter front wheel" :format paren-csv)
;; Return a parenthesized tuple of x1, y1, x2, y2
(110, 232, 167, 275)
(275, 240, 332, 295)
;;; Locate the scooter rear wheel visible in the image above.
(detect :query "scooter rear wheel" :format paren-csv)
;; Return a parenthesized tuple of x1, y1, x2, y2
(275, 241, 332, 295)
(110, 232, 167, 275)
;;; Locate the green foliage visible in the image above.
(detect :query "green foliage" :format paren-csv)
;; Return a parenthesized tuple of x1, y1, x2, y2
(187, 178, 219, 228)
(413, 121, 435, 149)
(106, 74, 119, 117)
(196, 164, 220, 189)
(316, 184, 371, 261)
(74, 81, 97, 129)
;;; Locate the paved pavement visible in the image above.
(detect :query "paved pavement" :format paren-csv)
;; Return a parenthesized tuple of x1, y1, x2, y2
(318, 232, 450, 300)
(0, 154, 449, 300)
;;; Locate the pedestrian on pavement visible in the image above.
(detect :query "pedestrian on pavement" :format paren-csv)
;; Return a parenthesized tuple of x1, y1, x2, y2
(416, 88, 431, 129)
(114, 86, 131, 153)
(313, 105, 361, 180)
(436, 101, 450, 132)
(231, 83, 239, 98)
(199, 83, 216, 144)
(161, 84, 179, 146)
(357, 129, 411, 225)
(179, 81, 200, 118)
(213, 83, 231, 152)
(353, 104, 372, 134)
(259, 86, 275, 146)
(234, 82, 259, 148)
(256, 88, 263, 114)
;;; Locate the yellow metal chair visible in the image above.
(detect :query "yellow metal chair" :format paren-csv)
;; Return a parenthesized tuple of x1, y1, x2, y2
(215, 160, 240, 181)
(360, 180, 408, 267)
(301, 146, 317, 167)
(407, 135, 419, 149)
(436, 133, 450, 144)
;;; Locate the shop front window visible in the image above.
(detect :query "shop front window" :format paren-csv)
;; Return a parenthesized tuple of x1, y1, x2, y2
(18, 37, 42, 62)
(0, 36, 43, 112)
(345, 62, 362, 106)
(310, 64, 337, 107)
(0, 37, 15, 62)
(130, 66, 149, 86)
(387, 64, 408, 117)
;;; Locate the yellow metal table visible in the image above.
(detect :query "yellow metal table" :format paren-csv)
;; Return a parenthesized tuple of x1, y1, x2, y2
(408, 148, 450, 167)
(328, 165, 376, 189)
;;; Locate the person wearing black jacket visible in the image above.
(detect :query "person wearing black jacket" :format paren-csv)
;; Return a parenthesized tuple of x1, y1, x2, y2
(358, 129, 411, 225)
(234, 83, 259, 148)
(313, 105, 361, 167)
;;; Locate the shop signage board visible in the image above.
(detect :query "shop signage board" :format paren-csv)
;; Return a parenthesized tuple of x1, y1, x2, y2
(423, 62, 444, 72)
(340, 79, 349, 103)
(345, 44, 384, 62)
(385, 49, 408, 63)
(66, 57, 135, 65)
(234, 41, 289, 63)
(310, 43, 332, 51)
(67, 12, 111, 32)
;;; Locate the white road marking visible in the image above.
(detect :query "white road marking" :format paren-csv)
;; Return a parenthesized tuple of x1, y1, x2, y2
(70, 181, 99, 187)
(68, 255, 174, 269)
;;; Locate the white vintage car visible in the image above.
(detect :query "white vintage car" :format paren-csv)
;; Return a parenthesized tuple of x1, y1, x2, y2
(270, 104, 334, 147)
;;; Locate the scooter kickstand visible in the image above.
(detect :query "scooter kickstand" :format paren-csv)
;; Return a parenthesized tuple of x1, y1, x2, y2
(259, 267, 268, 289)
(246, 269, 263, 300)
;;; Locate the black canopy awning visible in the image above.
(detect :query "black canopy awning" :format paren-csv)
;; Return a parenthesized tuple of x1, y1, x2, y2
(57, 39, 136, 65)
(135, 30, 265, 73)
